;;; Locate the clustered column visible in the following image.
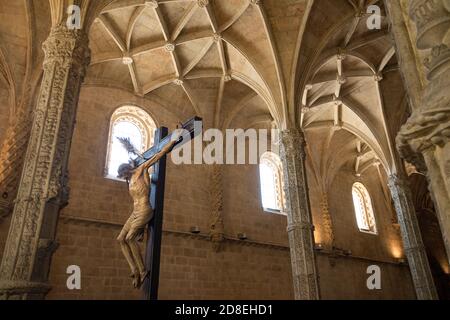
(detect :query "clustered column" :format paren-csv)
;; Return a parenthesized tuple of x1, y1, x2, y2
(396, 0, 450, 264)
(0, 24, 90, 300)
(280, 129, 319, 300)
(388, 174, 438, 300)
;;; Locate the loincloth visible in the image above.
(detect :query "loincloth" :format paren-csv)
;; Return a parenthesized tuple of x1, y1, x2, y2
(122, 207, 153, 241)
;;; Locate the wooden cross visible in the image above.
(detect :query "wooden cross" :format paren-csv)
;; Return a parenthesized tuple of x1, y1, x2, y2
(136, 116, 202, 300)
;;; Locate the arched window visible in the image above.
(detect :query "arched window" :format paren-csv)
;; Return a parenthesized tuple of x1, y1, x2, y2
(352, 182, 377, 234)
(259, 152, 286, 213)
(105, 106, 156, 180)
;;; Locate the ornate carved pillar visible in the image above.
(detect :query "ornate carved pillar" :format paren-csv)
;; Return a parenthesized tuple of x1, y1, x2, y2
(0, 25, 90, 300)
(280, 129, 319, 300)
(0, 93, 35, 220)
(320, 193, 334, 249)
(388, 174, 438, 300)
(209, 164, 225, 251)
(396, 0, 450, 264)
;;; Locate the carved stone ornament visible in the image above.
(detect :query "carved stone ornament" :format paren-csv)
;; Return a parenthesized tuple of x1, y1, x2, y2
(409, 0, 450, 51)
(397, 0, 450, 168)
(280, 129, 319, 300)
(0, 25, 90, 300)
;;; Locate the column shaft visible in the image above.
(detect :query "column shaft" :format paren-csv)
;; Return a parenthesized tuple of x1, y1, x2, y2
(0, 25, 90, 300)
(388, 174, 438, 300)
(280, 129, 319, 300)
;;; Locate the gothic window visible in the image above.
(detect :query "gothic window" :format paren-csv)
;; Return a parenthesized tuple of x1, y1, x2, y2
(259, 152, 286, 213)
(105, 106, 156, 180)
(352, 182, 377, 234)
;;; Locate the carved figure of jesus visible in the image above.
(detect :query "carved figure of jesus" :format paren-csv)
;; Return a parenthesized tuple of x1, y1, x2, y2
(116, 129, 181, 288)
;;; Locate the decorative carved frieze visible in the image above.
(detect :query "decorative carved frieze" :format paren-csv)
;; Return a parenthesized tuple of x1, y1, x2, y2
(397, 109, 450, 150)
(280, 129, 319, 300)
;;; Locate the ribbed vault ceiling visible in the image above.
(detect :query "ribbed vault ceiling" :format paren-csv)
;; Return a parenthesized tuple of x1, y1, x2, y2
(86, 0, 282, 128)
(0, 0, 411, 179)
(299, 0, 400, 180)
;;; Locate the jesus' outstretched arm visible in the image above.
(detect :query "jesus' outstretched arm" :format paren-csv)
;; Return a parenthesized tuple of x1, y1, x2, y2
(142, 127, 183, 170)
(134, 127, 183, 184)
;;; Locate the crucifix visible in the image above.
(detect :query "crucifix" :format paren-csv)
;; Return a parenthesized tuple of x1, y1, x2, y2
(116, 117, 202, 300)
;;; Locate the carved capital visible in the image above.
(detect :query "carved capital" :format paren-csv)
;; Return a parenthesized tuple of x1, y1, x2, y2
(397, 108, 450, 155)
(43, 25, 91, 77)
(388, 173, 406, 188)
(280, 129, 307, 163)
(0, 24, 90, 296)
(403, 0, 450, 153)
(336, 48, 347, 61)
(223, 74, 232, 82)
(280, 128, 319, 300)
(409, 0, 450, 49)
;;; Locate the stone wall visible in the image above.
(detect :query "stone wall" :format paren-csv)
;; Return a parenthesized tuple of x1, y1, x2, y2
(317, 255, 415, 299)
(313, 167, 416, 299)
(46, 86, 295, 300)
(43, 85, 416, 300)
(328, 167, 402, 261)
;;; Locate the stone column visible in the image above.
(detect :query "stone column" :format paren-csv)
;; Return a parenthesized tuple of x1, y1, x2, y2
(396, 0, 450, 264)
(388, 174, 438, 300)
(280, 129, 319, 300)
(0, 25, 90, 300)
